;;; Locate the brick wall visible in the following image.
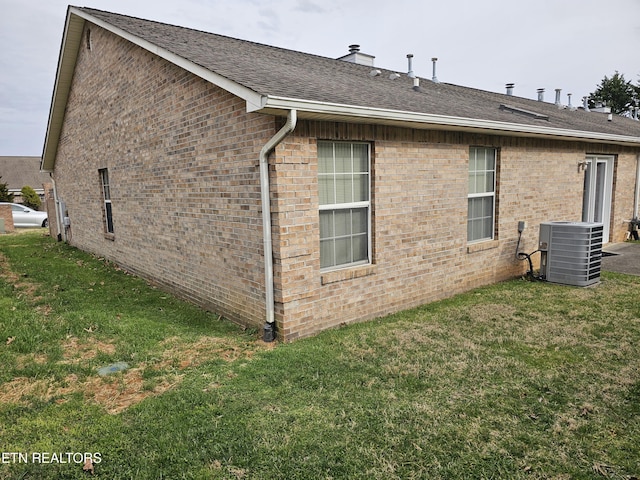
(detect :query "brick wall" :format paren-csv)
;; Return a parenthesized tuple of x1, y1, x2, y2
(43, 183, 58, 239)
(51, 23, 640, 342)
(0, 204, 14, 233)
(53, 24, 275, 327)
(611, 152, 638, 242)
(271, 121, 640, 340)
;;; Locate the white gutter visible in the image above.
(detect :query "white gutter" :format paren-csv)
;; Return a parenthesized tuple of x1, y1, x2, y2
(252, 96, 640, 147)
(260, 109, 297, 342)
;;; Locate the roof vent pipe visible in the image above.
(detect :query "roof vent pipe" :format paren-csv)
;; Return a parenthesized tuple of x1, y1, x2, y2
(567, 93, 573, 110)
(506, 83, 514, 96)
(407, 54, 415, 78)
(582, 96, 590, 112)
(431, 57, 439, 83)
(555, 88, 562, 107)
(349, 44, 360, 53)
(413, 77, 421, 91)
(537, 88, 545, 102)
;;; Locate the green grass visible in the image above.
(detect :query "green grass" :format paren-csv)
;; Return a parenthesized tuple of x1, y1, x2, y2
(1, 230, 639, 479)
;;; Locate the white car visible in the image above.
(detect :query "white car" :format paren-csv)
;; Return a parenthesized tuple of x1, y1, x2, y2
(1, 202, 48, 228)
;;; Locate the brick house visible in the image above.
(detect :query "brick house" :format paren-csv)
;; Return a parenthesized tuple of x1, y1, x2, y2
(0, 156, 50, 205)
(42, 7, 640, 341)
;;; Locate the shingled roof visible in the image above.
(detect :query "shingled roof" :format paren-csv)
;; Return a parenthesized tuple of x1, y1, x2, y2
(0, 156, 50, 194)
(42, 6, 640, 170)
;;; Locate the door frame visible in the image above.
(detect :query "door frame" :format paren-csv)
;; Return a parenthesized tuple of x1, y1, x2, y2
(582, 155, 614, 243)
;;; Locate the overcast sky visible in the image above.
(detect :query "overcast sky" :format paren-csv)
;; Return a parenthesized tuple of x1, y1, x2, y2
(1, 0, 638, 156)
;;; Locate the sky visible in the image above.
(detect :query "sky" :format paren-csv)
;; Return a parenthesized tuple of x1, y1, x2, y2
(1, 0, 639, 156)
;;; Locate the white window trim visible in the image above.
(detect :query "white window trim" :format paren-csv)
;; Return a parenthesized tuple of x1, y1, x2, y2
(467, 147, 497, 244)
(318, 142, 372, 272)
(99, 168, 114, 235)
(582, 154, 614, 243)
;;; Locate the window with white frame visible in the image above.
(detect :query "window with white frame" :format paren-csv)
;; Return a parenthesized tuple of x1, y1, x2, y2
(318, 141, 371, 270)
(467, 147, 497, 242)
(99, 168, 114, 234)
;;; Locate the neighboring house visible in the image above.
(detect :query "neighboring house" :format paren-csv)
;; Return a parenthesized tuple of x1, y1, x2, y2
(42, 7, 640, 341)
(0, 156, 50, 207)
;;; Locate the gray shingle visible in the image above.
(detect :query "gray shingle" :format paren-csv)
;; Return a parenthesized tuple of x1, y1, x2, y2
(78, 7, 640, 139)
(0, 157, 50, 192)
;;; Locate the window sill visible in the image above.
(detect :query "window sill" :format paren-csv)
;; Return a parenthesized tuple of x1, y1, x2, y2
(321, 264, 377, 285)
(104, 233, 115, 241)
(467, 239, 498, 254)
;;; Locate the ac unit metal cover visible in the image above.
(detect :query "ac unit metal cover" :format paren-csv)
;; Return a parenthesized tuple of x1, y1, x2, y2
(539, 221, 603, 287)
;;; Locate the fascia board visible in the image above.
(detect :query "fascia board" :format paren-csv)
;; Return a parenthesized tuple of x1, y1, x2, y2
(41, 9, 85, 172)
(258, 96, 640, 147)
(42, 8, 264, 172)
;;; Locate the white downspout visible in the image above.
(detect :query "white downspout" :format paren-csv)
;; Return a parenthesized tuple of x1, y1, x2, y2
(259, 109, 297, 342)
(49, 173, 63, 242)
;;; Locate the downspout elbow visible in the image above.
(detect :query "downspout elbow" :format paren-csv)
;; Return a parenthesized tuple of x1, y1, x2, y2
(260, 110, 297, 161)
(260, 109, 297, 342)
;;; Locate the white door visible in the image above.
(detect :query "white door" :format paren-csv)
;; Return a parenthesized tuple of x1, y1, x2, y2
(582, 155, 614, 243)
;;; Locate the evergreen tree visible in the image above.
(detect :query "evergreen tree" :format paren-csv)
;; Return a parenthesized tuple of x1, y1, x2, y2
(588, 71, 638, 116)
(21, 185, 41, 210)
(0, 176, 14, 202)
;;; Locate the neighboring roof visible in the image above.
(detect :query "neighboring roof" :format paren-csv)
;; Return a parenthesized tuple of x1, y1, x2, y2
(0, 156, 50, 192)
(42, 6, 640, 171)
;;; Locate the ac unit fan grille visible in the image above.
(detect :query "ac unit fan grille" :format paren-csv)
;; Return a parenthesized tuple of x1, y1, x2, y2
(539, 222, 603, 286)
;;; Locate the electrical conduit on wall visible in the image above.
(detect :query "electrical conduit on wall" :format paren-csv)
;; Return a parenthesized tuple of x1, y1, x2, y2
(259, 109, 297, 342)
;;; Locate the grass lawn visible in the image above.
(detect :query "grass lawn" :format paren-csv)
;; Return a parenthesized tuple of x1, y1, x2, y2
(1, 230, 639, 479)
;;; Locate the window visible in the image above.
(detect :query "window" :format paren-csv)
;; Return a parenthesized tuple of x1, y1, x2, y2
(467, 147, 497, 242)
(318, 141, 370, 270)
(99, 168, 114, 234)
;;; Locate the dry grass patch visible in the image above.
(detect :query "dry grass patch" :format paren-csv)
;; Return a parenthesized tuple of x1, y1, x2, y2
(2, 332, 277, 414)
(70, 370, 183, 414)
(1, 237, 278, 415)
(0, 251, 40, 299)
(157, 335, 275, 370)
(59, 335, 117, 364)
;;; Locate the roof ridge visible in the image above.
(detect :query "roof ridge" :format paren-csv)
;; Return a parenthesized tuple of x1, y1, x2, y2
(75, 6, 364, 68)
(41, 6, 639, 173)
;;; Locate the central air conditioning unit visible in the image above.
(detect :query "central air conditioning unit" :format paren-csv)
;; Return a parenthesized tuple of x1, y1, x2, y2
(538, 221, 603, 287)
